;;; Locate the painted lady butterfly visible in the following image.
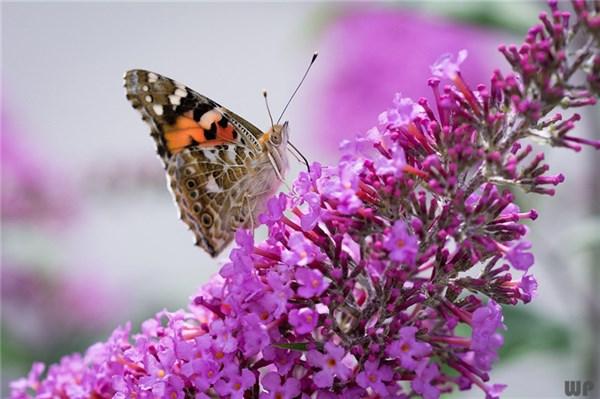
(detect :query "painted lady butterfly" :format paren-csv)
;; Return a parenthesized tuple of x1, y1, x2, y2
(124, 70, 291, 257)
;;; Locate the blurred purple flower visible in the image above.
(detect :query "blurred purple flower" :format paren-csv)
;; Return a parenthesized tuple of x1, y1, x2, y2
(315, 10, 505, 151)
(1, 112, 78, 224)
(2, 263, 124, 347)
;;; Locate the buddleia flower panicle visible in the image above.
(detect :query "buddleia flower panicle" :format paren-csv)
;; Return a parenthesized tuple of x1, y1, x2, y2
(11, 1, 600, 398)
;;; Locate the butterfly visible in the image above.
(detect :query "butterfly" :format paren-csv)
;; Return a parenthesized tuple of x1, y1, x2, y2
(123, 70, 291, 257)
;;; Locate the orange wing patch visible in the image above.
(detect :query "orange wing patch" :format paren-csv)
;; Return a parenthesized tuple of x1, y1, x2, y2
(164, 112, 237, 154)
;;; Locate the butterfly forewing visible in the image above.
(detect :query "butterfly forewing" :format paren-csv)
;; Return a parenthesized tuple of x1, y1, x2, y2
(124, 69, 280, 257)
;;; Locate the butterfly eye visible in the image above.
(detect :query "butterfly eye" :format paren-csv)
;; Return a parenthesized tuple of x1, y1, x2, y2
(269, 132, 282, 145)
(201, 212, 213, 228)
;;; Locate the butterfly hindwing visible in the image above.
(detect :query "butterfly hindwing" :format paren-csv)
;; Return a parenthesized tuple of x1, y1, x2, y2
(171, 144, 256, 256)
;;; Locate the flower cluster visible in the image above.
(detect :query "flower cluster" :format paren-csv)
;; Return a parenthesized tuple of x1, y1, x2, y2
(10, 1, 600, 398)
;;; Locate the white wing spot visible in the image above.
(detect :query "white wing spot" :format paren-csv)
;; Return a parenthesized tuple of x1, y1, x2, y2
(145, 95, 153, 103)
(205, 176, 222, 193)
(225, 146, 237, 163)
(142, 85, 149, 92)
(174, 88, 187, 97)
(204, 150, 218, 163)
(153, 104, 164, 115)
(147, 72, 158, 83)
(169, 94, 181, 105)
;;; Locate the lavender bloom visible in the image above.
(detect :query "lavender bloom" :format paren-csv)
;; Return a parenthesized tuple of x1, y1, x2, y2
(387, 326, 431, 370)
(383, 220, 418, 265)
(10, 2, 600, 398)
(355, 360, 394, 396)
(295, 267, 329, 298)
(411, 360, 441, 399)
(260, 372, 301, 399)
(307, 342, 352, 388)
(518, 274, 538, 303)
(288, 307, 319, 335)
(470, 300, 505, 371)
(505, 241, 535, 271)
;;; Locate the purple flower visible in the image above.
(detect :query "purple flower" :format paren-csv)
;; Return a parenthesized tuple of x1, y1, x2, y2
(378, 94, 425, 131)
(295, 267, 329, 298)
(259, 193, 287, 227)
(9, 362, 44, 396)
(260, 372, 301, 399)
(293, 162, 322, 197)
(318, 161, 363, 214)
(181, 358, 220, 390)
(374, 143, 407, 177)
(505, 241, 534, 271)
(307, 342, 352, 388)
(262, 345, 301, 376)
(411, 360, 441, 399)
(431, 49, 469, 79)
(240, 313, 270, 357)
(518, 274, 538, 303)
(209, 318, 238, 353)
(387, 326, 431, 370)
(300, 191, 322, 231)
(282, 232, 323, 266)
(470, 301, 505, 371)
(356, 360, 394, 396)
(289, 307, 319, 335)
(484, 383, 507, 399)
(383, 221, 418, 265)
(214, 368, 256, 399)
(139, 349, 179, 395)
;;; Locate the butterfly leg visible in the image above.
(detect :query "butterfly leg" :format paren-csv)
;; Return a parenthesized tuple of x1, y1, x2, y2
(267, 152, 290, 191)
(245, 195, 255, 233)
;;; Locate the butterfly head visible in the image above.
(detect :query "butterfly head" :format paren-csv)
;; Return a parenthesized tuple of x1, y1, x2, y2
(261, 121, 289, 178)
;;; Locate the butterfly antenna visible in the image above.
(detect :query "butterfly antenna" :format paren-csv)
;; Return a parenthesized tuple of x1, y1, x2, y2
(276, 51, 318, 125)
(262, 89, 275, 131)
(288, 141, 311, 172)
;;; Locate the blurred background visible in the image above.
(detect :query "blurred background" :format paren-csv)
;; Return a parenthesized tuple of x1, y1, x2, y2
(2, 2, 598, 397)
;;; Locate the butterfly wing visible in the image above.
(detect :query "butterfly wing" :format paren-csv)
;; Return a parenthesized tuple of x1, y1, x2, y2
(124, 69, 264, 164)
(124, 69, 268, 256)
